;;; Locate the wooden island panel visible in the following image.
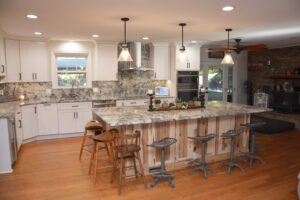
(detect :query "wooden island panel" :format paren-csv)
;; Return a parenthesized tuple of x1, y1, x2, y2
(107, 114, 250, 174)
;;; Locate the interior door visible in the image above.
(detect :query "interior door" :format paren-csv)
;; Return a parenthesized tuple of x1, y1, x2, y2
(203, 63, 234, 102)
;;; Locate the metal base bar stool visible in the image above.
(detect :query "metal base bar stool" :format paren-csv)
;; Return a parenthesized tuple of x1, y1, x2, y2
(148, 137, 177, 188)
(89, 129, 116, 183)
(111, 130, 147, 195)
(218, 129, 246, 175)
(188, 134, 217, 179)
(240, 118, 266, 166)
(79, 120, 103, 160)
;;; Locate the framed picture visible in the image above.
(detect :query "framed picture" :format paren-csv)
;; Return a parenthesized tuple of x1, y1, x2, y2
(208, 50, 224, 59)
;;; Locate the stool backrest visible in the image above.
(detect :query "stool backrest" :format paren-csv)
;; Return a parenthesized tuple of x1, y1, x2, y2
(113, 130, 141, 149)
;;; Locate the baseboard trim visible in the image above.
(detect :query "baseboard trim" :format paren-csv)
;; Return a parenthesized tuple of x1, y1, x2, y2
(22, 132, 89, 144)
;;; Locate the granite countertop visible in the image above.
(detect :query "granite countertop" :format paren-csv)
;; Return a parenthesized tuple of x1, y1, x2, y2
(93, 101, 271, 126)
(0, 101, 22, 121)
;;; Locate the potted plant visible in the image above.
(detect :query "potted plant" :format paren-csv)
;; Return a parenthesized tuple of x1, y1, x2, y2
(154, 99, 161, 108)
(169, 102, 175, 107)
(181, 101, 188, 109)
(175, 98, 182, 108)
(193, 97, 201, 107)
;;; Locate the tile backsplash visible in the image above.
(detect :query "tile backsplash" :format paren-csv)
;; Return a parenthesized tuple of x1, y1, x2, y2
(0, 70, 167, 100)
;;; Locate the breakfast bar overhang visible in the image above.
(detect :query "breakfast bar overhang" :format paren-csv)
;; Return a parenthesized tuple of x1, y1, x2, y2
(93, 101, 270, 174)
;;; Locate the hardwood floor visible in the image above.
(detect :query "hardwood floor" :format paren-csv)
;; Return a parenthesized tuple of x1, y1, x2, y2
(1, 130, 299, 200)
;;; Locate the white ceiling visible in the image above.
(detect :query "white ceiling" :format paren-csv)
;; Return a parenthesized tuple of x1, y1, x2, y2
(0, 0, 300, 48)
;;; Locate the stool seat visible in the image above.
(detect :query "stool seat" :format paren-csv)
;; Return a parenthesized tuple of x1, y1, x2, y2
(148, 137, 177, 148)
(117, 144, 141, 153)
(85, 120, 103, 130)
(188, 133, 216, 141)
(221, 129, 244, 138)
(241, 118, 266, 128)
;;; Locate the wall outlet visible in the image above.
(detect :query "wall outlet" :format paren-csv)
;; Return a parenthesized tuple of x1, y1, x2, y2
(92, 88, 99, 94)
(0, 90, 3, 95)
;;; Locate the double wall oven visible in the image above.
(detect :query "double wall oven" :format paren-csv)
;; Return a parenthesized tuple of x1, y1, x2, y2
(177, 71, 199, 102)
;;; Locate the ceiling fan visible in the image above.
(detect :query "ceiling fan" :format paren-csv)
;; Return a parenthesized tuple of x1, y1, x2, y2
(206, 29, 268, 54)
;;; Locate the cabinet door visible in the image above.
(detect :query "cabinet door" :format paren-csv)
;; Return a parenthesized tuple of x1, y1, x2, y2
(37, 104, 58, 135)
(76, 109, 92, 133)
(15, 109, 23, 150)
(153, 44, 170, 80)
(58, 110, 77, 134)
(5, 39, 21, 82)
(0, 35, 6, 76)
(21, 105, 38, 140)
(95, 43, 118, 81)
(188, 45, 200, 70)
(20, 41, 49, 82)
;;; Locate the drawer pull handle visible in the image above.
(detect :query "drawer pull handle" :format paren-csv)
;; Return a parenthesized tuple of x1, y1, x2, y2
(72, 105, 79, 107)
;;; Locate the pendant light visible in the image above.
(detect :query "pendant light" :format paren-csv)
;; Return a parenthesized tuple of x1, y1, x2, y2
(177, 23, 189, 63)
(118, 17, 133, 62)
(221, 28, 234, 65)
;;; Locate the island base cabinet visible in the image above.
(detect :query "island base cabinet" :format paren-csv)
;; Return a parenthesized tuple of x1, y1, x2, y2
(106, 114, 250, 175)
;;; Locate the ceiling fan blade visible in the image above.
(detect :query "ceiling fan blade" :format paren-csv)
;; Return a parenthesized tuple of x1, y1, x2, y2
(243, 44, 267, 51)
(206, 47, 236, 53)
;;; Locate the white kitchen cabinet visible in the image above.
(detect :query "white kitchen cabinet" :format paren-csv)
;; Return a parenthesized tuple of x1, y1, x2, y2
(153, 43, 170, 80)
(37, 103, 58, 135)
(15, 109, 23, 151)
(58, 102, 92, 134)
(58, 110, 78, 134)
(176, 44, 200, 71)
(21, 105, 38, 140)
(20, 41, 49, 82)
(0, 35, 6, 77)
(117, 99, 148, 107)
(95, 42, 118, 81)
(5, 39, 21, 82)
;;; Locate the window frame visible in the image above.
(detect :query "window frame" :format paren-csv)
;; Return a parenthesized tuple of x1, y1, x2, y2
(51, 52, 92, 89)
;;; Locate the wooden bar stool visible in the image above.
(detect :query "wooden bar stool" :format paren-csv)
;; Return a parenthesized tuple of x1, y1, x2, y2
(88, 129, 117, 183)
(110, 130, 147, 195)
(79, 120, 103, 160)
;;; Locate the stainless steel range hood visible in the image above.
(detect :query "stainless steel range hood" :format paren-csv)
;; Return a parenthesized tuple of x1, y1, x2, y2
(118, 42, 153, 71)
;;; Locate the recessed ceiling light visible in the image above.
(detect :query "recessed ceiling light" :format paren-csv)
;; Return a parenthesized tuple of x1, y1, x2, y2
(26, 14, 38, 19)
(34, 32, 42, 35)
(142, 37, 149, 40)
(191, 40, 197, 43)
(222, 6, 235, 11)
(92, 34, 99, 38)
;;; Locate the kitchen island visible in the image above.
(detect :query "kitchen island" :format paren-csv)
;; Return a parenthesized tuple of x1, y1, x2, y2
(93, 101, 270, 174)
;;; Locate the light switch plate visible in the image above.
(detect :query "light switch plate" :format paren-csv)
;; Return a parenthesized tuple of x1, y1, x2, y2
(93, 88, 99, 94)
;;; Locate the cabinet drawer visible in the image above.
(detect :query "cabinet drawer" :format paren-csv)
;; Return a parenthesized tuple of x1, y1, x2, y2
(57, 102, 92, 110)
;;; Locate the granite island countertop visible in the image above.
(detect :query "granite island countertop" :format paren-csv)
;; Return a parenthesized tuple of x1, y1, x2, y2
(93, 101, 271, 126)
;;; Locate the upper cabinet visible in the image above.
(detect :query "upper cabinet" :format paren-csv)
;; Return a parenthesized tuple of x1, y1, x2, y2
(153, 43, 170, 80)
(176, 44, 200, 71)
(94, 42, 118, 81)
(20, 41, 49, 82)
(5, 39, 49, 83)
(5, 39, 21, 82)
(0, 35, 6, 77)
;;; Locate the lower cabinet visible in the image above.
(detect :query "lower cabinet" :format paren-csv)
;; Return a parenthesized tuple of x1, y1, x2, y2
(58, 102, 92, 134)
(21, 105, 38, 140)
(37, 103, 58, 135)
(15, 109, 23, 150)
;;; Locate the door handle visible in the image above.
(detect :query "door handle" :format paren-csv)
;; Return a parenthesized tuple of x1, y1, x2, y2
(1, 65, 4, 73)
(18, 120, 22, 128)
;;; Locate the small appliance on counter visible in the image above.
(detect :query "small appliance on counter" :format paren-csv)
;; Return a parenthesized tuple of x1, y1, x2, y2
(155, 87, 169, 96)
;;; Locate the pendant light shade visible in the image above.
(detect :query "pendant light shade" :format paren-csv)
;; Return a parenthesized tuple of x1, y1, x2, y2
(118, 18, 133, 62)
(176, 23, 189, 63)
(221, 50, 234, 64)
(222, 28, 234, 65)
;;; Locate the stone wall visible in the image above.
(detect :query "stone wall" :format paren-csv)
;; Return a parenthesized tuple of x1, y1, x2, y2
(248, 46, 300, 92)
(0, 70, 167, 100)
